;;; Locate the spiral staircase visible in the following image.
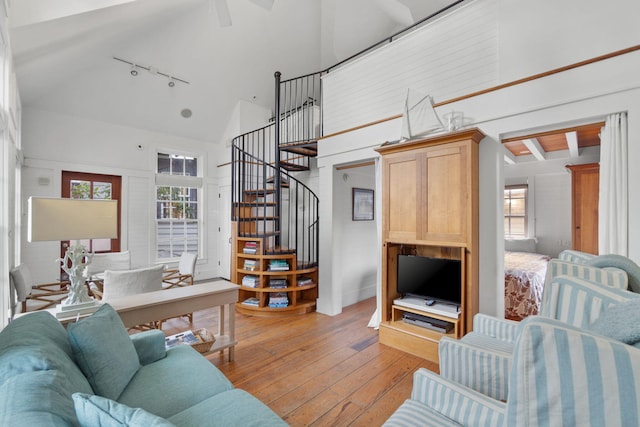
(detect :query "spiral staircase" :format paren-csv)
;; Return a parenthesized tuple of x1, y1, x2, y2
(231, 71, 321, 316)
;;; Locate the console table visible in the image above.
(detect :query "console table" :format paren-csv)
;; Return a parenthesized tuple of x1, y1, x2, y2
(22, 280, 239, 362)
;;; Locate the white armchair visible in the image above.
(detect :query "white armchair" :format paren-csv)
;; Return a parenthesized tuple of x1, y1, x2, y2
(93, 265, 164, 301)
(385, 316, 640, 426)
(9, 265, 69, 316)
(85, 251, 131, 278)
(86, 251, 131, 297)
(438, 259, 635, 401)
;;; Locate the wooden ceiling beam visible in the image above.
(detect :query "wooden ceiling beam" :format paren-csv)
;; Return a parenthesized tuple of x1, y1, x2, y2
(522, 138, 546, 161)
(565, 131, 579, 158)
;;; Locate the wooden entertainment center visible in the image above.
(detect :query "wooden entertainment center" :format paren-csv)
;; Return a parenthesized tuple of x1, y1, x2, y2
(375, 128, 484, 363)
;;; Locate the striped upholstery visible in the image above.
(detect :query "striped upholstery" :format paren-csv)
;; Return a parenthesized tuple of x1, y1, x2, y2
(410, 368, 505, 427)
(383, 398, 462, 427)
(545, 259, 628, 290)
(439, 337, 511, 402)
(507, 317, 640, 426)
(540, 275, 640, 329)
(441, 265, 634, 401)
(387, 317, 640, 426)
(558, 249, 597, 264)
(472, 314, 520, 342)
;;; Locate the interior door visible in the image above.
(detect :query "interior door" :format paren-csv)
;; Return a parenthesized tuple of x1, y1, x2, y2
(61, 172, 122, 272)
(567, 163, 599, 255)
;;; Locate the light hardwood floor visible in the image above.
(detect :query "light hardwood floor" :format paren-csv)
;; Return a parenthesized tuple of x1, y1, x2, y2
(162, 296, 438, 426)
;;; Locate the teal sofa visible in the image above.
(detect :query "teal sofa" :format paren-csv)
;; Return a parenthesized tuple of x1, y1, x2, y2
(0, 304, 286, 426)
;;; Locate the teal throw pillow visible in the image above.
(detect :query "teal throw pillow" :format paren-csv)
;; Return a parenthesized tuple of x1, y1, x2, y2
(67, 304, 141, 400)
(73, 393, 176, 427)
(590, 299, 640, 348)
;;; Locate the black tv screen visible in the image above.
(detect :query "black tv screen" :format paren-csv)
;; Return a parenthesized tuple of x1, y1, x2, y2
(397, 255, 461, 305)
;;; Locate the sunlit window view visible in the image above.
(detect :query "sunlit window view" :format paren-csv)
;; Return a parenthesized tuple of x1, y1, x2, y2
(504, 185, 528, 238)
(156, 153, 199, 259)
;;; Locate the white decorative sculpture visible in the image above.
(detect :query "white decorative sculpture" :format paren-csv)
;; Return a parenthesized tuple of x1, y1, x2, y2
(58, 242, 95, 306)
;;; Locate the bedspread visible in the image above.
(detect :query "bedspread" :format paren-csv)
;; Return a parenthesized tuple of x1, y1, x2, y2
(504, 251, 551, 321)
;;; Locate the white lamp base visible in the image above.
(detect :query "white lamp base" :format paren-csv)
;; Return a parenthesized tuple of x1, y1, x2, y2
(55, 300, 101, 319)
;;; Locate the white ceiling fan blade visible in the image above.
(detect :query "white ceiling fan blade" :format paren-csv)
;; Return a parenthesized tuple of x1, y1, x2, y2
(248, 0, 274, 11)
(213, 0, 232, 27)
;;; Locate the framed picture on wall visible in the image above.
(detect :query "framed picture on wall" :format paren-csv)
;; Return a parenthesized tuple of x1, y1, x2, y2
(352, 188, 374, 221)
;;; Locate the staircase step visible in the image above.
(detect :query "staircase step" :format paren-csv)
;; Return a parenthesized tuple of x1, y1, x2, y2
(237, 216, 279, 222)
(243, 188, 276, 200)
(239, 231, 281, 238)
(266, 175, 290, 188)
(234, 202, 277, 207)
(279, 161, 310, 172)
(264, 246, 297, 255)
(280, 140, 318, 157)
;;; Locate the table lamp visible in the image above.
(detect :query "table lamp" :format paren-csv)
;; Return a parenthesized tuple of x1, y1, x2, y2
(28, 197, 118, 318)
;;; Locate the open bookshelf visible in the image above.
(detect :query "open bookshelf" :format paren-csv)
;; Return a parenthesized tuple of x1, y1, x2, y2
(233, 237, 318, 317)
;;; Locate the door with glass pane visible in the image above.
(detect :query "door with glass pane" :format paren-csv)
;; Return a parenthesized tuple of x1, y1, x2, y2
(61, 172, 122, 266)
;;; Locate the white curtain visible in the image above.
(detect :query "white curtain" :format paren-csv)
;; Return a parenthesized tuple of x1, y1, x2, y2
(598, 112, 628, 256)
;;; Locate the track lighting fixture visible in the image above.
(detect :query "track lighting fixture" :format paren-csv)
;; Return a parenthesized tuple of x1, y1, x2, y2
(114, 57, 190, 86)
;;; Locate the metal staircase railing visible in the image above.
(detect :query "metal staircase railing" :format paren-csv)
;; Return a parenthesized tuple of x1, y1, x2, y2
(231, 70, 321, 268)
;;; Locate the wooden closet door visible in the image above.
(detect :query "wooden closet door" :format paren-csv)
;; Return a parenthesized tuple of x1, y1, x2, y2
(423, 142, 468, 244)
(382, 151, 420, 242)
(567, 163, 599, 254)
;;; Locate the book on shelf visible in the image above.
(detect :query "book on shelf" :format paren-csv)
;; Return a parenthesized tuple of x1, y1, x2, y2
(269, 278, 287, 288)
(243, 259, 258, 271)
(243, 241, 258, 254)
(297, 277, 313, 286)
(268, 292, 289, 308)
(241, 297, 260, 306)
(242, 275, 260, 288)
(268, 260, 289, 271)
(165, 330, 203, 349)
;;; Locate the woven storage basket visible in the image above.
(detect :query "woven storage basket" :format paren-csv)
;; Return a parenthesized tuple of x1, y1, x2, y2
(191, 328, 216, 353)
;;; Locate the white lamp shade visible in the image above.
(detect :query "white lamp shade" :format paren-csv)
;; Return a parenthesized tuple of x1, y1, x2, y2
(28, 197, 118, 242)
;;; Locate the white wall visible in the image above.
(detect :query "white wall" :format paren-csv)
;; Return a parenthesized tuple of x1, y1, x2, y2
(333, 164, 377, 307)
(20, 107, 225, 284)
(322, 0, 498, 135)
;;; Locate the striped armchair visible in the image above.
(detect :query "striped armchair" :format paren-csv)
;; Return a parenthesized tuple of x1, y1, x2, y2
(438, 262, 633, 401)
(385, 316, 640, 427)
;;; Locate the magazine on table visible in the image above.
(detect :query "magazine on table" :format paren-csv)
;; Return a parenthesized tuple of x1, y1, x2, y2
(165, 330, 203, 349)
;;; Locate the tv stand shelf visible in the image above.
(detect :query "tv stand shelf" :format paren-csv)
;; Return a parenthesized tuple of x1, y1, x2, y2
(391, 304, 460, 338)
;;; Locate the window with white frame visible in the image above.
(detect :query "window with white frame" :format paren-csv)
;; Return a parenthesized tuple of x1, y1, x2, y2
(156, 152, 201, 260)
(504, 185, 528, 238)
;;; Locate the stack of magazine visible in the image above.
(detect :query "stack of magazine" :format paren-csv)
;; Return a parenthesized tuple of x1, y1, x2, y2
(268, 292, 288, 308)
(268, 260, 289, 271)
(242, 275, 259, 288)
(165, 330, 203, 350)
(269, 278, 287, 289)
(243, 241, 258, 254)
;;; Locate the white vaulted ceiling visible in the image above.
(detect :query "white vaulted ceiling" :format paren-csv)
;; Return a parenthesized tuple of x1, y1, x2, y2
(9, 0, 457, 144)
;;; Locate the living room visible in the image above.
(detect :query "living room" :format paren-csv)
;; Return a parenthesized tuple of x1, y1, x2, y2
(1, 0, 640, 424)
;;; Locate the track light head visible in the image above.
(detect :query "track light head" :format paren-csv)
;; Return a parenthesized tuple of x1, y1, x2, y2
(130, 65, 138, 76)
(168, 78, 175, 87)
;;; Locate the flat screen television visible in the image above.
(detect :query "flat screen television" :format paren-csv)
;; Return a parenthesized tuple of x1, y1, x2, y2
(397, 254, 461, 306)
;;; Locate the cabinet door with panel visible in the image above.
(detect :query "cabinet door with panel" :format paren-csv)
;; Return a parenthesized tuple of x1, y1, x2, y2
(423, 142, 469, 244)
(382, 150, 421, 242)
(381, 139, 472, 245)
